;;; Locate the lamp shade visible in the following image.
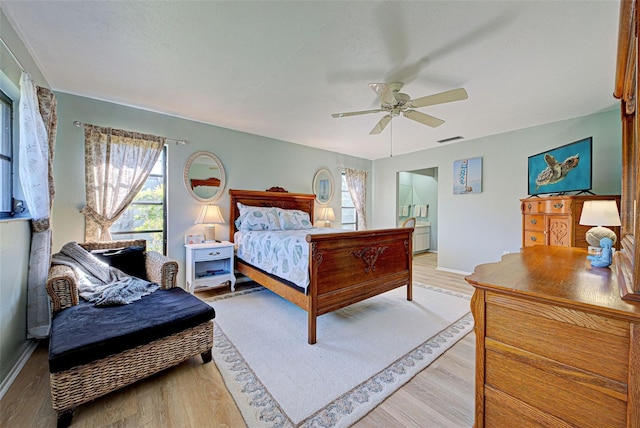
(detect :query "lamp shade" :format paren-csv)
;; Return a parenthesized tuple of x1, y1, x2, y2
(195, 204, 225, 225)
(318, 207, 335, 227)
(579, 200, 621, 247)
(579, 200, 621, 226)
(319, 207, 336, 221)
(195, 204, 225, 242)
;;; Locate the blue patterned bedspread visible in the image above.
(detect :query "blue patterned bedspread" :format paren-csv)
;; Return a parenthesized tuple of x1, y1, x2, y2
(236, 228, 345, 291)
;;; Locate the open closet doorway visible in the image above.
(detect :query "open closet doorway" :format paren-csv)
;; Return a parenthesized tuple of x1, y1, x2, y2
(397, 168, 438, 255)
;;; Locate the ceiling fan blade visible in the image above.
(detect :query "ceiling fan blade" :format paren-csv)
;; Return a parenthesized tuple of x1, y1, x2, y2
(332, 108, 382, 118)
(369, 115, 392, 135)
(369, 82, 402, 105)
(403, 110, 445, 128)
(408, 88, 468, 108)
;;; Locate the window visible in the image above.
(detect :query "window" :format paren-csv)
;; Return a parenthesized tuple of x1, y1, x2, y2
(110, 147, 166, 253)
(0, 89, 13, 217)
(341, 172, 357, 230)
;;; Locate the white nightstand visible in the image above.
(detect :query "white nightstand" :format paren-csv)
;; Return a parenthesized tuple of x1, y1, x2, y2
(185, 241, 236, 294)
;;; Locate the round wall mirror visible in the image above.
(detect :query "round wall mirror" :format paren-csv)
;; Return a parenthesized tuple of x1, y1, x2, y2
(313, 168, 334, 205)
(184, 151, 226, 202)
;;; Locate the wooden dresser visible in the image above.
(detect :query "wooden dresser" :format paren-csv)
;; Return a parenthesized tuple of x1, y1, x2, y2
(466, 246, 640, 428)
(521, 195, 620, 248)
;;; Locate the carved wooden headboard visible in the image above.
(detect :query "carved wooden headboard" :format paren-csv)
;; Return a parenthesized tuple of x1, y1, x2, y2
(228, 189, 316, 242)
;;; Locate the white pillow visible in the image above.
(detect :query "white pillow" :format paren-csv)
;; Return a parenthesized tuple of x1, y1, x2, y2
(276, 208, 314, 230)
(237, 203, 281, 231)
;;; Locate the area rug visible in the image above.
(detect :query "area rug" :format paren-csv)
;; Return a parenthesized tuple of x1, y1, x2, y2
(208, 282, 473, 428)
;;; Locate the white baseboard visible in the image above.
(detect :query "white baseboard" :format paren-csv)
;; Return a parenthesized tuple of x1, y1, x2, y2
(0, 339, 38, 401)
(436, 266, 472, 276)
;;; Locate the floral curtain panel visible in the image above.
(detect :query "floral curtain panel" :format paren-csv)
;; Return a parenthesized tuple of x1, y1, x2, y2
(19, 72, 58, 339)
(341, 167, 368, 230)
(81, 126, 164, 241)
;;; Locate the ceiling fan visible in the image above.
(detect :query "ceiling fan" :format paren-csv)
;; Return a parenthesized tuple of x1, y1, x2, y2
(331, 83, 468, 135)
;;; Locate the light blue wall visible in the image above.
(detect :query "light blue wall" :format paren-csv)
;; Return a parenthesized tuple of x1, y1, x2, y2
(51, 93, 372, 288)
(373, 109, 622, 274)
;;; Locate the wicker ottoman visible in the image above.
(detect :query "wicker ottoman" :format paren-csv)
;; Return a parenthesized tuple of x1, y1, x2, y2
(48, 288, 214, 427)
(46, 240, 214, 428)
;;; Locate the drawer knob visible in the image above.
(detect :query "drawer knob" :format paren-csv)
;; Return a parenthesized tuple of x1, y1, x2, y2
(553, 203, 564, 209)
(208, 251, 221, 256)
(527, 203, 532, 210)
(530, 236, 537, 241)
(530, 219, 537, 225)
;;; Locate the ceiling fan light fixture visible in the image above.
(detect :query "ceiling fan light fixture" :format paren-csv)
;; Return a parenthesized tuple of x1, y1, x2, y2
(332, 83, 468, 136)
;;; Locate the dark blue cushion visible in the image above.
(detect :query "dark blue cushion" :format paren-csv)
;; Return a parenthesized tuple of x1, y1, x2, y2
(48, 288, 215, 373)
(91, 245, 147, 280)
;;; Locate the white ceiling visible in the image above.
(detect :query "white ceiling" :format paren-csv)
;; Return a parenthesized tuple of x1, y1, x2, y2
(1, 1, 621, 160)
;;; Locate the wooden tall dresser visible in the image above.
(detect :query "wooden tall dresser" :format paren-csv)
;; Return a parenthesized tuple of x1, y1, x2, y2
(521, 195, 621, 248)
(466, 246, 640, 428)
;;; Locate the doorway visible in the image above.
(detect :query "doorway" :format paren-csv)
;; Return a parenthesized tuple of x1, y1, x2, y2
(397, 168, 438, 253)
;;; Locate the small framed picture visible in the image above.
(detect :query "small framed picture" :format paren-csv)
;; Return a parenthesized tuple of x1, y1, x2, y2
(453, 157, 482, 194)
(184, 234, 204, 245)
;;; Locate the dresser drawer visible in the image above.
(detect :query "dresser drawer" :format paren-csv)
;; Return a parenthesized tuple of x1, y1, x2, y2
(543, 198, 571, 214)
(523, 231, 544, 246)
(523, 214, 544, 231)
(485, 293, 629, 383)
(485, 348, 627, 428)
(521, 200, 542, 214)
(194, 246, 233, 261)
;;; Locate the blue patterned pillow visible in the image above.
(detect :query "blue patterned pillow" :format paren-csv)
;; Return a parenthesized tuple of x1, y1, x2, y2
(276, 208, 314, 230)
(237, 203, 281, 231)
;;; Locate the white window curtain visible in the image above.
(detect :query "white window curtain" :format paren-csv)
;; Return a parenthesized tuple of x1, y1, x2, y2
(19, 72, 58, 339)
(341, 167, 368, 230)
(80, 125, 165, 241)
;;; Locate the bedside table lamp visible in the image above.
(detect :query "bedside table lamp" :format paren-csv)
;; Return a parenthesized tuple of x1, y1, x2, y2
(318, 207, 335, 228)
(579, 200, 621, 247)
(195, 204, 225, 242)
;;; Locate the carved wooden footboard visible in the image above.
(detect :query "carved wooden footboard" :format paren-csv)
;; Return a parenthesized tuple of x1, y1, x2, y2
(306, 228, 413, 343)
(229, 189, 413, 344)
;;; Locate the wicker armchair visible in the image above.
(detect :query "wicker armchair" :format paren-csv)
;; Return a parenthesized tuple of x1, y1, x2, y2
(46, 239, 178, 313)
(46, 240, 214, 428)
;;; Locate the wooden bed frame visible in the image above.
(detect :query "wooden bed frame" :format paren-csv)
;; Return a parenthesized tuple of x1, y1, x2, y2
(229, 189, 413, 344)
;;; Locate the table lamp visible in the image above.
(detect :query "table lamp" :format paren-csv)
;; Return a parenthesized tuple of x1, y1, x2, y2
(195, 204, 225, 242)
(579, 200, 621, 247)
(318, 207, 335, 228)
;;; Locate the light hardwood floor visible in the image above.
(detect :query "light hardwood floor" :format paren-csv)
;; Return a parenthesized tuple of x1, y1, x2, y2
(0, 252, 476, 427)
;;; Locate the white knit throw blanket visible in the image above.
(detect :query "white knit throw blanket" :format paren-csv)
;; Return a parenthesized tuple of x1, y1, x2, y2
(51, 242, 159, 306)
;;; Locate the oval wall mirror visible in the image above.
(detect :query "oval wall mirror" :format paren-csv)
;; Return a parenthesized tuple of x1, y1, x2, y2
(184, 151, 226, 202)
(313, 168, 334, 205)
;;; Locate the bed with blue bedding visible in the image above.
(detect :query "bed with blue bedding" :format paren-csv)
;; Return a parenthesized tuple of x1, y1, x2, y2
(229, 188, 414, 344)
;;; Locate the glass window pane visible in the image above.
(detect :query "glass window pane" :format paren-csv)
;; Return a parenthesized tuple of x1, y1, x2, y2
(0, 98, 10, 157)
(341, 191, 354, 208)
(111, 202, 163, 233)
(340, 173, 358, 230)
(0, 92, 12, 214)
(133, 177, 163, 202)
(110, 147, 166, 253)
(150, 151, 164, 175)
(342, 207, 356, 223)
(0, 159, 10, 212)
(111, 231, 163, 253)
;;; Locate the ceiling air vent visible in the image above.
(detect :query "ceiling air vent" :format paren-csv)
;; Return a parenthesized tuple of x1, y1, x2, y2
(437, 136, 464, 143)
